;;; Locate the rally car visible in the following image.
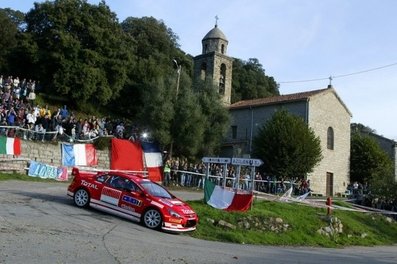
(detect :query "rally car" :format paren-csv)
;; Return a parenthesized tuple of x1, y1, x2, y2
(67, 168, 198, 232)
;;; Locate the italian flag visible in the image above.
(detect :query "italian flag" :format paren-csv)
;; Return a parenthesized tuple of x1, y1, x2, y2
(204, 180, 254, 211)
(0, 136, 21, 155)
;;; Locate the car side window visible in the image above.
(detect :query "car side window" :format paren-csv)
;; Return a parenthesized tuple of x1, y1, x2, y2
(125, 180, 140, 192)
(96, 174, 109, 183)
(109, 175, 127, 190)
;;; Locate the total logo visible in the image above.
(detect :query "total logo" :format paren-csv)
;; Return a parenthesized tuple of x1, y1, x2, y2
(81, 180, 98, 190)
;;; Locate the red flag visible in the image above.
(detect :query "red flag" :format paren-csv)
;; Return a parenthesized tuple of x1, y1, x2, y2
(110, 138, 144, 171)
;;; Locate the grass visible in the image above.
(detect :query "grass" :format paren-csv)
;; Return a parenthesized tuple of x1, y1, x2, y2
(0, 172, 62, 182)
(1, 173, 396, 247)
(188, 198, 397, 247)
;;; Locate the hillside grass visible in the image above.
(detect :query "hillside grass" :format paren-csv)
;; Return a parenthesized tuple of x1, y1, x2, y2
(1, 173, 396, 247)
(188, 199, 397, 247)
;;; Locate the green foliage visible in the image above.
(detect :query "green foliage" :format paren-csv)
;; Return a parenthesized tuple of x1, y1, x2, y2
(0, 9, 19, 70)
(138, 76, 175, 149)
(23, 0, 134, 108)
(1, 1, 278, 162)
(350, 132, 396, 203)
(195, 81, 230, 156)
(350, 132, 393, 184)
(231, 58, 279, 103)
(252, 109, 322, 178)
(189, 199, 397, 247)
(351, 122, 376, 134)
(172, 74, 205, 160)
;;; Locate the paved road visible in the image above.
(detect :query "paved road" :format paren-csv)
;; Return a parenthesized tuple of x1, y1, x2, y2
(0, 181, 396, 264)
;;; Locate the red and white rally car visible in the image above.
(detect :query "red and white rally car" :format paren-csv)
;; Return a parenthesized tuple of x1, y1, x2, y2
(67, 168, 198, 232)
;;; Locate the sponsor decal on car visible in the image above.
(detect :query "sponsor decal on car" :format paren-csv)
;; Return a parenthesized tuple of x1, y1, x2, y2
(169, 200, 183, 205)
(159, 199, 174, 207)
(100, 187, 122, 205)
(81, 179, 98, 190)
(121, 204, 136, 212)
(181, 209, 194, 214)
(150, 201, 164, 209)
(168, 217, 183, 224)
(122, 195, 142, 207)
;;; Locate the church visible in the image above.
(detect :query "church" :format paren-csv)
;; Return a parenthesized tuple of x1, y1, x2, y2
(193, 23, 352, 197)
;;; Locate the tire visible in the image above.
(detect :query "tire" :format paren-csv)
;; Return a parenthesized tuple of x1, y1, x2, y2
(142, 209, 162, 230)
(74, 188, 90, 208)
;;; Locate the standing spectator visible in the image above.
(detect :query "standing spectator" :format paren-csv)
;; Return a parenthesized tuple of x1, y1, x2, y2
(82, 119, 90, 139)
(75, 118, 83, 140)
(116, 122, 125, 138)
(163, 160, 171, 186)
(60, 105, 69, 120)
(41, 114, 50, 142)
(26, 109, 36, 140)
(13, 77, 20, 88)
(6, 107, 17, 126)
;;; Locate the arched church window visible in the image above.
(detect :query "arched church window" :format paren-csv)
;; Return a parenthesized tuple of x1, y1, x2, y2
(219, 64, 226, 95)
(221, 44, 225, 54)
(200, 62, 207, 80)
(327, 127, 334, 150)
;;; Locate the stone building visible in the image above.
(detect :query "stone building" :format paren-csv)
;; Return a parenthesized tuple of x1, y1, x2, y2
(223, 87, 352, 196)
(193, 23, 233, 105)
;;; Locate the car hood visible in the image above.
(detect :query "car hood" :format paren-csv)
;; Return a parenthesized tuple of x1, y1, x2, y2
(156, 197, 195, 215)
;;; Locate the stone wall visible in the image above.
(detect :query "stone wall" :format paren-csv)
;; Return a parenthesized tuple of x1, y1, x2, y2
(0, 140, 111, 173)
(307, 89, 351, 196)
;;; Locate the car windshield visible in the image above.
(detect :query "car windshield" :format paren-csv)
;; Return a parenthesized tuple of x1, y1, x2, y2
(140, 182, 172, 199)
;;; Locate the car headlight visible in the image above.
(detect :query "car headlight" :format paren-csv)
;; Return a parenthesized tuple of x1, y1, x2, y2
(167, 208, 182, 218)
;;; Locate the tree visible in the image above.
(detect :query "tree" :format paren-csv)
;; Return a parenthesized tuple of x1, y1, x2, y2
(350, 132, 393, 184)
(0, 9, 19, 71)
(171, 74, 205, 160)
(350, 132, 396, 205)
(195, 80, 230, 157)
(24, 0, 134, 108)
(117, 16, 184, 118)
(231, 58, 279, 103)
(351, 123, 376, 134)
(252, 109, 322, 178)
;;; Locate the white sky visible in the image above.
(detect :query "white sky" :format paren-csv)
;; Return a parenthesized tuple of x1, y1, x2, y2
(2, 0, 396, 140)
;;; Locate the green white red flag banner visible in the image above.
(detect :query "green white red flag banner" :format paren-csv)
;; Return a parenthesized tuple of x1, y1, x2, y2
(0, 136, 21, 155)
(204, 179, 253, 211)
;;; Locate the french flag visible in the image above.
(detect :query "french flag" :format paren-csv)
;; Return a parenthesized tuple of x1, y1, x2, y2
(141, 142, 163, 182)
(62, 143, 98, 167)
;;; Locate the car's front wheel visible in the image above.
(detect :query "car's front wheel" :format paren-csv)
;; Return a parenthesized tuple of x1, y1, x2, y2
(143, 209, 162, 229)
(74, 188, 90, 208)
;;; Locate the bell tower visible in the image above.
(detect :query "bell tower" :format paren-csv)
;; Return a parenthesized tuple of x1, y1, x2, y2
(193, 19, 233, 105)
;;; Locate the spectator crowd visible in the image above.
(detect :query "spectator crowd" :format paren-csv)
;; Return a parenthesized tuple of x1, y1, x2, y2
(162, 157, 310, 195)
(0, 74, 137, 142)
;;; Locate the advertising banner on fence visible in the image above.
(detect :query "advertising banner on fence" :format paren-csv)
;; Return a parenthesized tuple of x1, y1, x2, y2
(28, 160, 68, 181)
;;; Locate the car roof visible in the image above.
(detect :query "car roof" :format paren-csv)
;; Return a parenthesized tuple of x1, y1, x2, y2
(101, 171, 150, 183)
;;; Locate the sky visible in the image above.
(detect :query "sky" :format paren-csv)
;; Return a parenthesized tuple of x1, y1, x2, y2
(2, 0, 397, 140)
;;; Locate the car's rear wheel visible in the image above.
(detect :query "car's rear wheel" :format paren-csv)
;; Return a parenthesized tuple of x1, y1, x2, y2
(143, 209, 162, 229)
(74, 188, 90, 208)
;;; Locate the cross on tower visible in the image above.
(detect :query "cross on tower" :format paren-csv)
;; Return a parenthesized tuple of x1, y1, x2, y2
(215, 15, 219, 27)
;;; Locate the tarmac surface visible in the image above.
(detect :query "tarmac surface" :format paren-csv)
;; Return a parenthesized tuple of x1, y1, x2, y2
(0, 181, 396, 264)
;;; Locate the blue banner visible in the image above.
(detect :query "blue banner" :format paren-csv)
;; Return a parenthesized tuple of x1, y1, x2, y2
(28, 161, 68, 181)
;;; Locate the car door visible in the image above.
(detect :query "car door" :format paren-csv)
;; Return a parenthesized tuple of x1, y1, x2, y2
(118, 179, 146, 217)
(100, 175, 126, 206)
(88, 173, 109, 200)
